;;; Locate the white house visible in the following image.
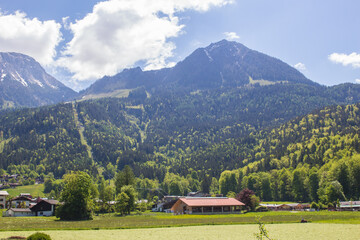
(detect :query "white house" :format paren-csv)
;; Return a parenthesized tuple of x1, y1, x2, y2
(0, 190, 9, 209)
(338, 201, 360, 211)
(10, 195, 33, 208)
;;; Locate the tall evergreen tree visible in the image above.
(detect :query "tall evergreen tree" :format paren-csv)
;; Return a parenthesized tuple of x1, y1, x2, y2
(337, 162, 350, 198)
(115, 165, 135, 194)
(308, 171, 319, 201)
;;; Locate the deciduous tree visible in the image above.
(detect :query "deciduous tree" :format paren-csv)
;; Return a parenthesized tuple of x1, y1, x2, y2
(56, 171, 96, 220)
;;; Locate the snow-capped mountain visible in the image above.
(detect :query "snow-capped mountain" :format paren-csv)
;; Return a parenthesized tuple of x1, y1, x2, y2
(0, 52, 77, 109)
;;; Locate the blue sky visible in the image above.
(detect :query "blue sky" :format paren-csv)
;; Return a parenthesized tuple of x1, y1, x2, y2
(0, 0, 359, 91)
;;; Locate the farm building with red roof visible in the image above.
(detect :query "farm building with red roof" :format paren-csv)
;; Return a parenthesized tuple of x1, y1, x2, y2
(171, 197, 245, 214)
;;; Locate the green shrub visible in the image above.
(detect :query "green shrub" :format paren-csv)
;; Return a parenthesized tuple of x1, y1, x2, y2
(26, 232, 51, 240)
(310, 201, 319, 210)
(139, 202, 147, 212)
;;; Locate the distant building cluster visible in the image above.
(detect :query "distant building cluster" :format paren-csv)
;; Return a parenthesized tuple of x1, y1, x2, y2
(1, 189, 359, 218)
(0, 174, 44, 190)
(150, 192, 360, 214)
(0, 191, 58, 217)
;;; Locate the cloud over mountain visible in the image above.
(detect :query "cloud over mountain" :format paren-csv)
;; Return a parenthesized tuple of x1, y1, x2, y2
(0, 11, 62, 65)
(294, 62, 306, 72)
(224, 32, 240, 41)
(57, 0, 234, 81)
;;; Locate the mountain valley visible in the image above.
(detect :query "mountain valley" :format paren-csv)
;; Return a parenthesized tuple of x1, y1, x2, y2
(1, 40, 360, 203)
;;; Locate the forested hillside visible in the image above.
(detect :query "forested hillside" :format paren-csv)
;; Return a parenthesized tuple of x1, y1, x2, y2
(0, 84, 360, 180)
(0, 104, 95, 177)
(1, 83, 360, 202)
(212, 103, 360, 203)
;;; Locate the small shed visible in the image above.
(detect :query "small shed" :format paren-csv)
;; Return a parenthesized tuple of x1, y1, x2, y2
(171, 197, 244, 214)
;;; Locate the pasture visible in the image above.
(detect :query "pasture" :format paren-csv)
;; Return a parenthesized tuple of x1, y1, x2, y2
(5, 184, 45, 198)
(0, 211, 359, 231)
(0, 223, 359, 240)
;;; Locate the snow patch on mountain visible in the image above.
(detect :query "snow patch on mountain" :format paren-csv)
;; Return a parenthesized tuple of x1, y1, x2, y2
(31, 77, 44, 88)
(11, 71, 28, 87)
(204, 49, 213, 62)
(0, 52, 77, 108)
(1, 69, 6, 81)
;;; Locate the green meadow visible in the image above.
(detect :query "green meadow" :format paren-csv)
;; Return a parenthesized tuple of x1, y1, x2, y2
(0, 224, 359, 240)
(5, 184, 45, 198)
(0, 211, 359, 231)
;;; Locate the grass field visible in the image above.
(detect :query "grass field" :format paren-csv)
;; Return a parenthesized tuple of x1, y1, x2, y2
(0, 223, 359, 240)
(0, 211, 359, 231)
(5, 184, 45, 198)
(80, 89, 131, 101)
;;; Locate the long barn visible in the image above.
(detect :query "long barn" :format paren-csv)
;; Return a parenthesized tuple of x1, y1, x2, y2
(171, 197, 244, 214)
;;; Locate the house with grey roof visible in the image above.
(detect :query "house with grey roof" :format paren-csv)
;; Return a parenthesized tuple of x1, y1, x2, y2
(0, 190, 9, 209)
(338, 201, 360, 211)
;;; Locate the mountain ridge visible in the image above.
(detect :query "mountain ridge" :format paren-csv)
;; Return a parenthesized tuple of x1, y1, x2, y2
(80, 39, 315, 98)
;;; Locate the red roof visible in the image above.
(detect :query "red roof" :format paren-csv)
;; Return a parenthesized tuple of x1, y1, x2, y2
(178, 197, 245, 207)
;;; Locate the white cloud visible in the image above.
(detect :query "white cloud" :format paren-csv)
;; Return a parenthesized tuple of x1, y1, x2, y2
(329, 52, 360, 68)
(294, 62, 306, 72)
(0, 11, 62, 65)
(355, 79, 360, 83)
(223, 32, 240, 41)
(62, 16, 71, 30)
(57, 0, 234, 81)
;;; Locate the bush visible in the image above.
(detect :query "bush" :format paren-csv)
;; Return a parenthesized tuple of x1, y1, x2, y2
(26, 232, 51, 240)
(310, 201, 319, 210)
(319, 203, 327, 210)
(327, 202, 334, 209)
(139, 201, 147, 212)
(255, 206, 269, 212)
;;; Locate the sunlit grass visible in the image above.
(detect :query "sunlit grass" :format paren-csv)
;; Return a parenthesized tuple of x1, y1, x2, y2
(0, 211, 359, 231)
(6, 184, 45, 198)
(0, 224, 359, 240)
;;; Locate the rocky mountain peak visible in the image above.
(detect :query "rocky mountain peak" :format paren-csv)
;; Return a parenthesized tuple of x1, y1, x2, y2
(0, 52, 77, 109)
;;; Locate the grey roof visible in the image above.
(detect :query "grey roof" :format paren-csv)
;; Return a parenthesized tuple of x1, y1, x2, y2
(260, 204, 281, 207)
(286, 203, 301, 207)
(0, 191, 9, 196)
(43, 199, 59, 205)
(11, 196, 32, 201)
(340, 201, 360, 206)
(9, 208, 32, 212)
